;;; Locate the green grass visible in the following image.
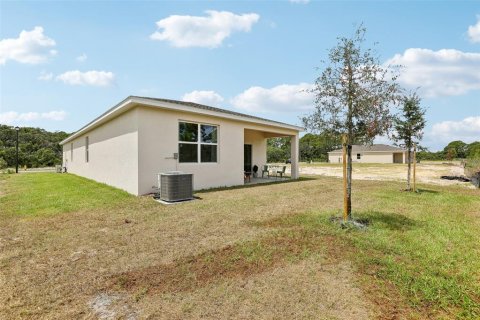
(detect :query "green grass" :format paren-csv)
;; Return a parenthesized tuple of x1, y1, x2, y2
(271, 187, 480, 318)
(1, 172, 479, 318)
(0, 173, 133, 217)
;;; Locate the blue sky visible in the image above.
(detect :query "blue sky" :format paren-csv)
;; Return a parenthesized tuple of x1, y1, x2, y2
(1, 0, 479, 150)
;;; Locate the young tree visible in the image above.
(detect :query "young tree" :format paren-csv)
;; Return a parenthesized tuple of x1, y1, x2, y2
(303, 25, 400, 220)
(392, 92, 426, 191)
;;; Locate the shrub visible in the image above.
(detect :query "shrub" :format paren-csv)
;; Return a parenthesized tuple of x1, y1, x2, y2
(0, 157, 7, 170)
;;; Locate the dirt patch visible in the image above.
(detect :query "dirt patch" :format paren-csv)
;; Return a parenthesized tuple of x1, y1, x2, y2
(107, 231, 324, 294)
(300, 162, 475, 188)
(106, 216, 415, 319)
(89, 293, 137, 320)
(137, 258, 372, 320)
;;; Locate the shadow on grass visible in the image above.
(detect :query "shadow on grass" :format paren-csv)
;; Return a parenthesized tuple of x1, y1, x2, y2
(416, 188, 439, 194)
(355, 211, 418, 231)
(196, 176, 317, 194)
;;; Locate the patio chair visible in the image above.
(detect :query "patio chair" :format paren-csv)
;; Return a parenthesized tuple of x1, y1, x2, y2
(261, 165, 269, 178)
(276, 166, 286, 179)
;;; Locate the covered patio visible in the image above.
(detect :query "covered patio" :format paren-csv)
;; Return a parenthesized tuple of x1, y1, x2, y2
(244, 173, 291, 185)
(243, 127, 299, 185)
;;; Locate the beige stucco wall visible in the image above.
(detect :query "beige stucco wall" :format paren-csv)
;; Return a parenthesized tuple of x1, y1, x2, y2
(244, 129, 267, 170)
(328, 151, 403, 163)
(63, 104, 300, 196)
(62, 108, 139, 194)
(137, 106, 298, 194)
(137, 106, 245, 194)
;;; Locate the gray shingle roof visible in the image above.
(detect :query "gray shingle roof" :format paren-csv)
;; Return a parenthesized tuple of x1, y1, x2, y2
(329, 144, 405, 153)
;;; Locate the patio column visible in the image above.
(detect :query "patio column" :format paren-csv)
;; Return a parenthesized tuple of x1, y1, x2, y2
(290, 134, 300, 179)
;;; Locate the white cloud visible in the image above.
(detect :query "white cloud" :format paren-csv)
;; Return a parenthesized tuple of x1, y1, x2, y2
(0, 110, 67, 124)
(76, 53, 87, 62)
(150, 10, 260, 48)
(468, 16, 480, 43)
(0, 26, 56, 65)
(182, 90, 224, 106)
(38, 71, 53, 81)
(231, 83, 315, 113)
(289, 0, 310, 3)
(41, 110, 67, 121)
(56, 70, 115, 86)
(430, 116, 480, 144)
(385, 48, 480, 97)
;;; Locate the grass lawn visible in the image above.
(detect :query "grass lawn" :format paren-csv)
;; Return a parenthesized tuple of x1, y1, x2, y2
(1, 172, 479, 319)
(0, 173, 132, 217)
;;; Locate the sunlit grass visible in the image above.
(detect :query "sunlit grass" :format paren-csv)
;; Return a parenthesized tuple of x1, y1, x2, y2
(0, 173, 133, 217)
(1, 172, 479, 318)
(274, 186, 480, 318)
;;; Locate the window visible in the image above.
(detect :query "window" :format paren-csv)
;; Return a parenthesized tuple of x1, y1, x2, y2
(200, 124, 217, 162)
(85, 136, 89, 162)
(357, 153, 361, 160)
(71, 143, 73, 161)
(178, 122, 218, 163)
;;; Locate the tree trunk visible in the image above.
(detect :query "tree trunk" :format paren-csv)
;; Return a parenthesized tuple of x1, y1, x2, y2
(346, 144, 352, 220)
(406, 148, 411, 191)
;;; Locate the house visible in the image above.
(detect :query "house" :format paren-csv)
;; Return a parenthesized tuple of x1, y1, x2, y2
(328, 144, 407, 164)
(59, 96, 303, 195)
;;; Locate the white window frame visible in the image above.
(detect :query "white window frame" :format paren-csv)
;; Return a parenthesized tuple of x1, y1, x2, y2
(178, 121, 218, 164)
(71, 143, 73, 161)
(357, 153, 361, 160)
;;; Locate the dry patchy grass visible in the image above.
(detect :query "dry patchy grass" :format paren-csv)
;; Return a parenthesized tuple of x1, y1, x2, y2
(1, 172, 479, 319)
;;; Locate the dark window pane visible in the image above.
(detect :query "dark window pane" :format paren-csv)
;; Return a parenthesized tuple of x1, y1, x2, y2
(179, 122, 198, 142)
(201, 125, 217, 143)
(179, 143, 198, 162)
(201, 145, 217, 163)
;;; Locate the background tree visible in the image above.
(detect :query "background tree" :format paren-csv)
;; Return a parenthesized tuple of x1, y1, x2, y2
(299, 133, 341, 162)
(443, 140, 467, 159)
(303, 25, 400, 220)
(467, 141, 480, 159)
(267, 137, 291, 163)
(392, 92, 426, 191)
(445, 148, 457, 161)
(0, 125, 69, 168)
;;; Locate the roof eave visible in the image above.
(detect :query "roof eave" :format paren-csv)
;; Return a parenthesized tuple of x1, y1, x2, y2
(60, 96, 135, 145)
(60, 96, 303, 145)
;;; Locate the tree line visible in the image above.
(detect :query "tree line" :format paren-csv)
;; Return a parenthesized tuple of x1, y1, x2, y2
(0, 125, 69, 169)
(267, 133, 341, 163)
(267, 136, 480, 164)
(418, 140, 480, 161)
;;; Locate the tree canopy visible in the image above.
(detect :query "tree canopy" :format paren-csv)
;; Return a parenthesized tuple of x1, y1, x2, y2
(0, 125, 69, 168)
(443, 140, 468, 159)
(303, 25, 400, 144)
